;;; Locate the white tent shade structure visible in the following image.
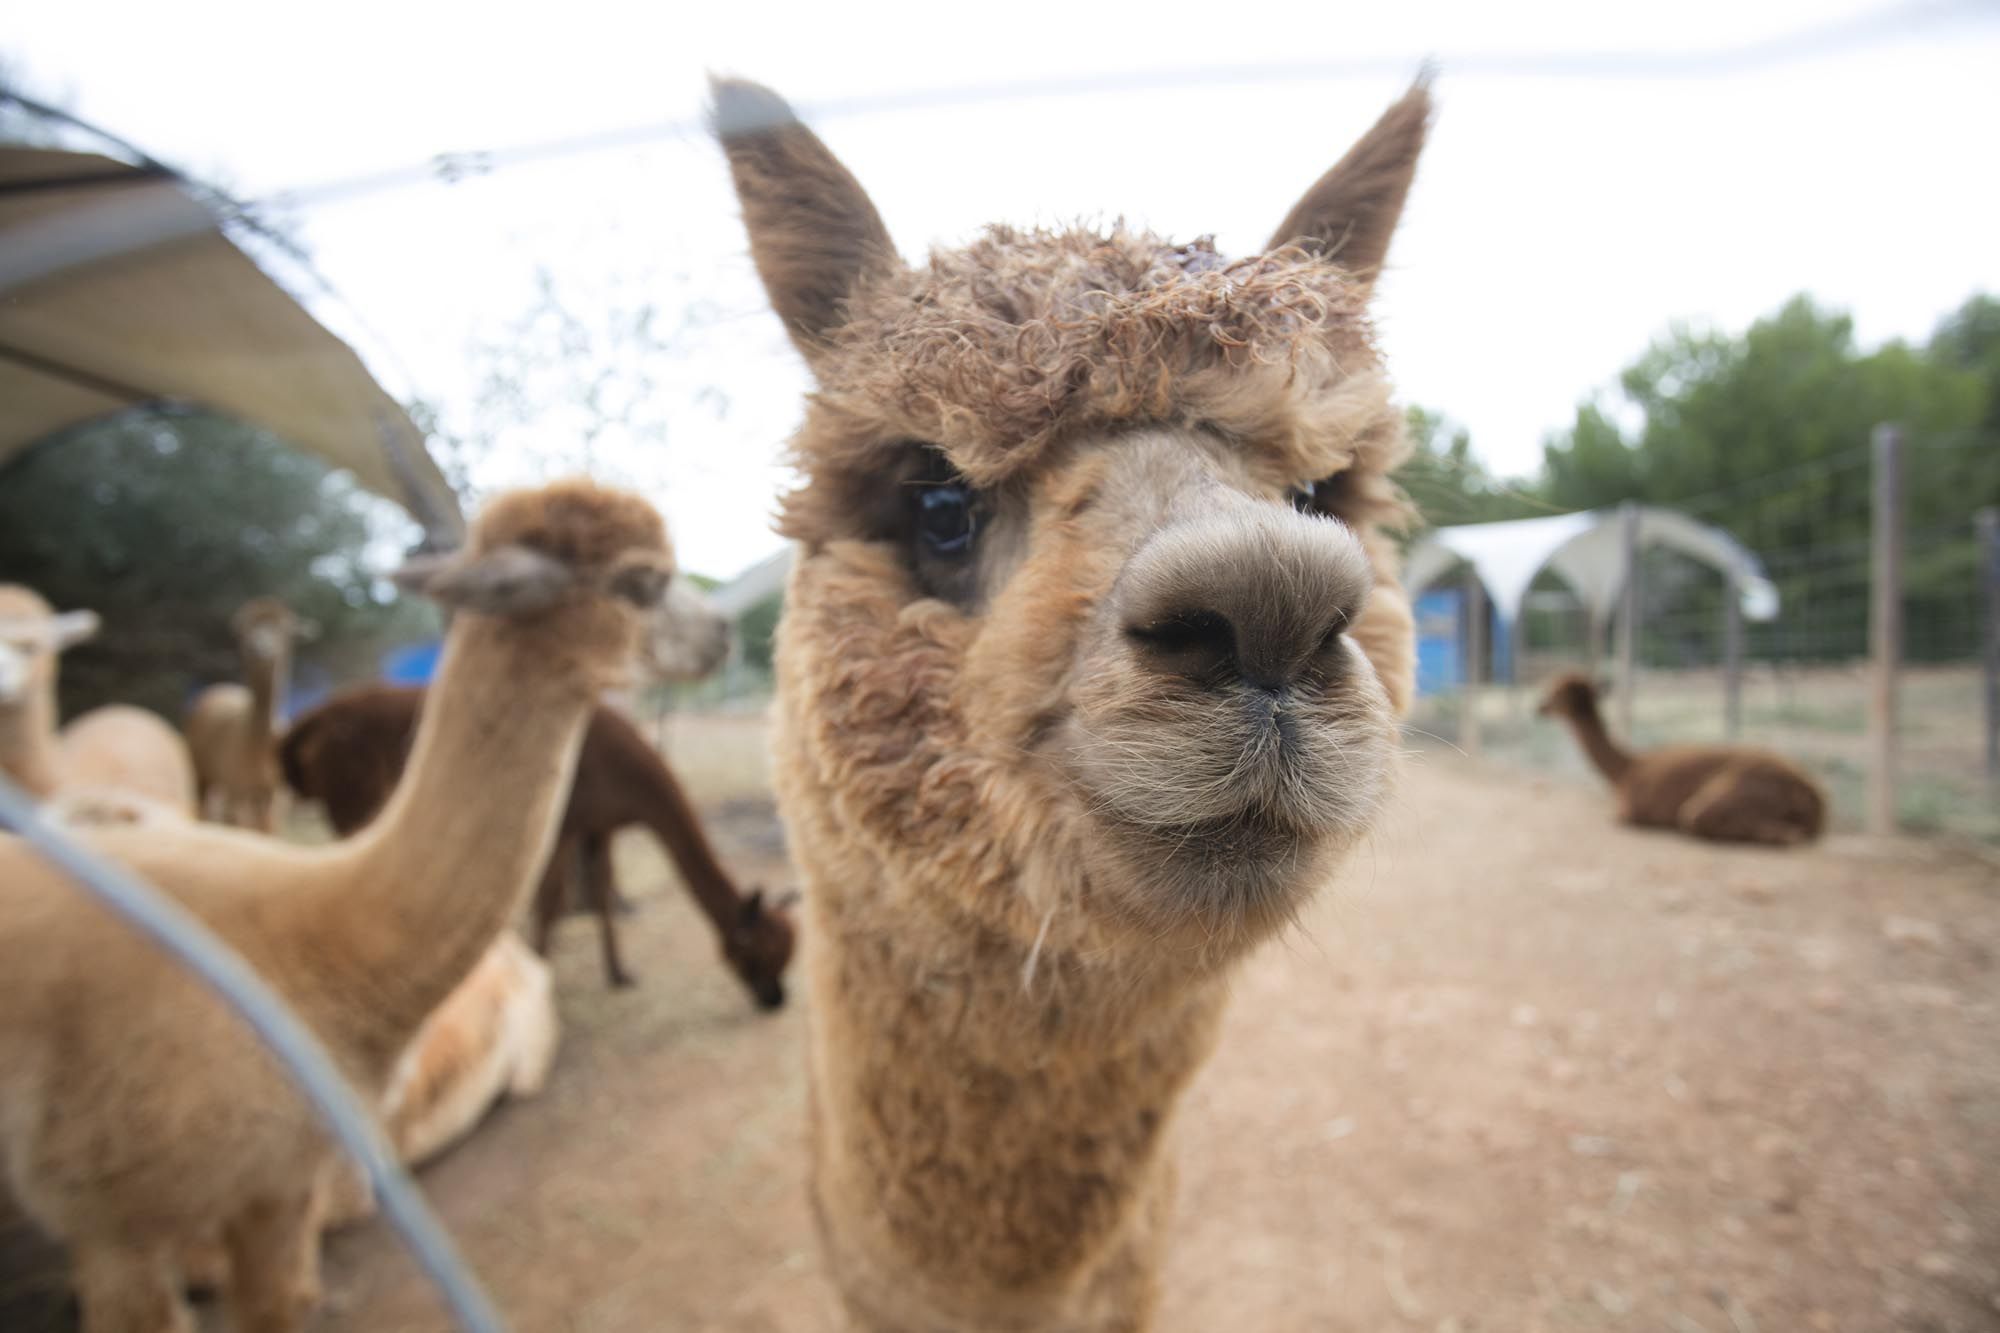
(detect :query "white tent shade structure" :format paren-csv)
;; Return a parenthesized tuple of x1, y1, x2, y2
(1403, 507, 1781, 635)
(0, 146, 462, 541)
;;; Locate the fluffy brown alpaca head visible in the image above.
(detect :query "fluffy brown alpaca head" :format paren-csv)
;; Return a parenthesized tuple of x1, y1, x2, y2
(723, 888, 798, 1011)
(1538, 672, 1606, 721)
(717, 79, 1426, 959)
(395, 479, 675, 687)
(229, 595, 313, 668)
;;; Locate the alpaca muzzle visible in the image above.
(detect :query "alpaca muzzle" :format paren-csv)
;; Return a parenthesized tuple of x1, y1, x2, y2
(1068, 497, 1393, 853)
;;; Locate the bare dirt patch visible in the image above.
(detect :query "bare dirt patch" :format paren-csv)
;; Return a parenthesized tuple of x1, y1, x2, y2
(6, 741, 1997, 1331)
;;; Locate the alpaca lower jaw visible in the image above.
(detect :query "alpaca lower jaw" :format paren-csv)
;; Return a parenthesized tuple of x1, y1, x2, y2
(1087, 804, 1358, 945)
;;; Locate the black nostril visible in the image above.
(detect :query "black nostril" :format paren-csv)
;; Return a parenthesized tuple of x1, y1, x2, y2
(1127, 609, 1237, 682)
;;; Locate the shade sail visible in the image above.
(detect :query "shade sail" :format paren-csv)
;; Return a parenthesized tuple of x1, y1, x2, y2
(0, 146, 461, 538)
(1403, 507, 1780, 628)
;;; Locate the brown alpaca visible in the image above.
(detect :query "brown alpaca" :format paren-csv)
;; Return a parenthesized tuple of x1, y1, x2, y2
(715, 77, 1426, 1330)
(0, 479, 673, 1333)
(1537, 673, 1826, 845)
(280, 683, 797, 1004)
(0, 584, 198, 817)
(184, 597, 313, 831)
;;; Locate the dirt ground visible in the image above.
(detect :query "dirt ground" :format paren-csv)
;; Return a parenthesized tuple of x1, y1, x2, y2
(6, 725, 1999, 1331)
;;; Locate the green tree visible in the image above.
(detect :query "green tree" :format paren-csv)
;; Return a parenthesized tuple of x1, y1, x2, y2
(1395, 406, 1544, 534)
(0, 410, 431, 720)
(1538, 295, 1995, 660)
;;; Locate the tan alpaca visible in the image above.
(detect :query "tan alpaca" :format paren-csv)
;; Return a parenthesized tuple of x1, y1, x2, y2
(185, 597, 312, 831)
(377, 930, 558, 1166)
(0, 584, 197, 817)
(1537, 672, 1826, 845)
(0, 479, 673, 1333)
(715, 77, 1427, 1330)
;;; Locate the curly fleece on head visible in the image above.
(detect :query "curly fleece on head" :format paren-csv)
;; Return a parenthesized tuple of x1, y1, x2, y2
(470, 478, 669, 569)
(782, 227, 1411, 544)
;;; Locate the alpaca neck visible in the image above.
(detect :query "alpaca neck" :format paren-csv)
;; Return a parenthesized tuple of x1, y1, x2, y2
(243, 647, 288, 749)
(1561, 695, 1635, 785)
(810, 891, 1224, 1317)
(0, 688, 64, 799)
(305, 615, 599, 1072)
(638, 757, 747, 933)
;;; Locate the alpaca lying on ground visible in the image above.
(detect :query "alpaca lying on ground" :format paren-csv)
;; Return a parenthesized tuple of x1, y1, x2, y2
(281, 684, 796, 1004)
(0, 479, 673, 1333)
(378, 930, 558, 1166)
(184, 597, 312, 831)
(1538, 672, 1826, 845)
(716, 76, 1425, 1330)
(0, 584, 197, 817)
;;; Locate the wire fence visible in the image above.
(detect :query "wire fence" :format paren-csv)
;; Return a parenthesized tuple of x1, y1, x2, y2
(1411, 429, 2000, 843)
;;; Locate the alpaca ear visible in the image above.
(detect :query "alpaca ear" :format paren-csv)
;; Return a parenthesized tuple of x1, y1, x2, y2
(768, 887, 802, 913)
(1266, 74, 1433, 287)
(711, 76, 899, 362)
(393, 544, 574, 617)
(50, 610, 100, 651)
(739, 888, 766, 925)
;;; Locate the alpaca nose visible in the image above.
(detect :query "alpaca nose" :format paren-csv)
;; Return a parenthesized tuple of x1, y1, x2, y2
(1119, 503, 1374, 692)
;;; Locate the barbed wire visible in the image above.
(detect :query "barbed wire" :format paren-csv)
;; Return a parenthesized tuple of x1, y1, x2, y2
(235, 0, 1996, 210)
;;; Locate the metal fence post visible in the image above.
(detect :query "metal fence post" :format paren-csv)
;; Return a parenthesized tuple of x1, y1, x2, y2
(1980, 506, 1999, 781)
(1463, 570, 1486, 758)
(1868, 424, 1903, 834)
(1723, 567, 1743, 740)
(1617, 501, 1640, 742)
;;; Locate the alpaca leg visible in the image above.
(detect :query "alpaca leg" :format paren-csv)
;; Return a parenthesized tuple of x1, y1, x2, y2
(586, 834, 635, 988)
(530, 839, 574, 958)
(1680, 765, 1811, 846)
(220, 1180, 327, 1333)
(177, 1233, 230, 1296)
(252, 787, 277, 834)
(73, 1240, 194, 1333)
(1676, 766, 1757, 842)
(506, 951, 561, 1098)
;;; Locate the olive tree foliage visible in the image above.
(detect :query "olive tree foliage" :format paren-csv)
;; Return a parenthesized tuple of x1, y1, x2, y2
(1538, 295, 1997, 660)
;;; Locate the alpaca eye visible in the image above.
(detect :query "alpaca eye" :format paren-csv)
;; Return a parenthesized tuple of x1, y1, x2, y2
(1289, 472, 1349, 518)
(915, 483, 976, 556)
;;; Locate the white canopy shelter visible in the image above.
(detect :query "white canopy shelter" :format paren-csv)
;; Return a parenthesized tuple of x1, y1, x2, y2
(1403, 507, 1780, 637)
(0, 145, 461, 540)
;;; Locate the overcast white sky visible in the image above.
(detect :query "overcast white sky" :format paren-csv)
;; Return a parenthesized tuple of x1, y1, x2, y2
(10, 0, 2000, 578)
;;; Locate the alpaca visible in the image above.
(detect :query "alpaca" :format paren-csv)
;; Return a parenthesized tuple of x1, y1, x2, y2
(715, 77, 1426, 1330)
(280, 683, 797, 1003)
(377, 929, 558, 1167)
(643, 572, 734, 682)
(0, 584, 198, 817)
(174, 933, 558, 1295)
(1537, 672, 1826, 845)
(0, 479, 673, 1333)
(184, 597, 312, 831)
